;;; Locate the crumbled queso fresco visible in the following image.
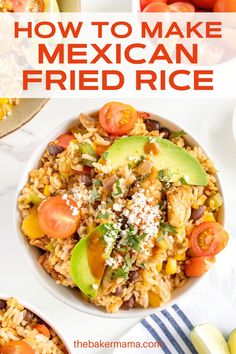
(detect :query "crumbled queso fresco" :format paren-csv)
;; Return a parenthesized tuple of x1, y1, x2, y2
(122, 190, 160, 238)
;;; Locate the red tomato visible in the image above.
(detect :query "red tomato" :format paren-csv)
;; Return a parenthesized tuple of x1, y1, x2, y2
(0, 341, 34, 354)
(167, 0, 193, 3)
(33, 324, 51, 338)
(192, 0, 216, 9)
(169, 1, 196, 11)
(12, 0, 44, 12)
(95, 144, 110, 157)
(190, 221, 228, 257)
(184, 257, 207, 277)
(56, 134, 74, 149)
(38, 195, 80, 238)
(143, 2, 170, 11)
(140, 0, 167, 11)
(214, 0, 236, 12)
(99, 102, 137, 135)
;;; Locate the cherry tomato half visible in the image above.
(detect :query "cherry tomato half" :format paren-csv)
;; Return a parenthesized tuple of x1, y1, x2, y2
(12, 0, 44, 12)
(140, 0, 167, 11)
(33, 324, 51, 338)
(143, 2, 170, 11)
(38, 195, 80, 238)
(214, 0, 236, 12)
(190, 221, 228, 257)
(167, 0, 193, 4)
(169, 1, 196, 11)
(95, 144, 110, 157)
(99, 102, 137, 135)
(192, 0, 216, 9)
(0, 341, 34, 354)
(56, 134, 74, 149)
(184, 257, 207, 277)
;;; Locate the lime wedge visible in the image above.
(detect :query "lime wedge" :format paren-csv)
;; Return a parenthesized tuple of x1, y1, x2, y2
(190, 324, 230, 354)
(228, 329, 236, 354)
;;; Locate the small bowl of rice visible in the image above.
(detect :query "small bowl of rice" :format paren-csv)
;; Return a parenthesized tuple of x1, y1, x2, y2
(15, 103, 227, 318)
(0, 295, 69, 353)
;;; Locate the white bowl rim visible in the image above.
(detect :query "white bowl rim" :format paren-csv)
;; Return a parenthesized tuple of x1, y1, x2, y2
(0, 293, 70, 353)
(14, 106, 226, 319)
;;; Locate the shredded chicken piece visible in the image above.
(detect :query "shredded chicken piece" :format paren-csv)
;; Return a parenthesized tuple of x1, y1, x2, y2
(29, 236, 50, 250)
(166, 186, 193, 227)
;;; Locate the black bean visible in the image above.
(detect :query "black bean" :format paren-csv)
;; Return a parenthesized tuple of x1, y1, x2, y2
(81, 175, 92, 187)
(115, 286, 123, 296)
(24, 310, 34, 323)
(48, 144, 65, 156)
(191, 206, 204, 221)
(144, 119, 160, 132)
(129, 271, 139, 282)
(159, 127, 170, 139)
(124, 295, 135, 309)
(74, 231, 81, 241)
(0, 299, 6, 309)
(120, 216, 128, 230)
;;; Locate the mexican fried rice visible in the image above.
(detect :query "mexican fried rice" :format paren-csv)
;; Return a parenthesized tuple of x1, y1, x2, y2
(0, 297, 67, 353)
(18, 102, 228, 313)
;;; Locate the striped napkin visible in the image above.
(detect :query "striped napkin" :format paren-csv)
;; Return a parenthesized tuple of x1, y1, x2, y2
(114, 236, 236, 354)
(141, 304, 197, 354)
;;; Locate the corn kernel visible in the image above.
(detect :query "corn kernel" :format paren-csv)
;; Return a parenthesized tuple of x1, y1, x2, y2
(0, 98, 9, 104)
(166, 258, 177, 275)
(148, 291, 161, 307)
(175, 252, 186, 261)
(202, 211, 215, 222)
(198, 195, 208, 205)
(158, 240, 168, 250)
(43, 185, 51, 197)
(156, 263, 163, 272)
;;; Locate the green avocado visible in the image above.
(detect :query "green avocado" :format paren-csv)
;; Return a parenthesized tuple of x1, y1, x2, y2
(70, 223, 119, 298)
(102, 136, 208, 186)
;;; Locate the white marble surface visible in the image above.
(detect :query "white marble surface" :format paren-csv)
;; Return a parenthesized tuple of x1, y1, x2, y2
(0, 97, 236, 353)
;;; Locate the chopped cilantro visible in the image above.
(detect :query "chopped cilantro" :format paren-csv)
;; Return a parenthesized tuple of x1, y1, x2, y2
(126, 225, 146, 252)
(103, 211, 110, 219)
(101, 151, 109, 160)
(96, 211, 110, 220)
(118, 247, 127, 252)
(112, 268, 128, 280)
(158, 169, 172, 182)
(157, 235, 164, 243)
(107, 197, 113, 205)
(112, 253, 132, 280)
(180, 177, 188, 185)
(170, 130, 186, 139)
(112, 179, 122, 197)
(93, 179, 102, 186)
(128, 155, 145, 169)
(140, 263, 146, 269)
(159, 223, 177, 235)
(91, 185, 100, 201)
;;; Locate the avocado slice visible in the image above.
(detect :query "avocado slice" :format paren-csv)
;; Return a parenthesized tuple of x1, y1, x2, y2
(70, 223, 119, 298)
(102, 136, 208, 186)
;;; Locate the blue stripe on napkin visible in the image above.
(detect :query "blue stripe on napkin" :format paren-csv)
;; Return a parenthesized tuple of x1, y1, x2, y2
(161, 310, 198, 354)
(172, 304, 194, 331)
(150, 314, 186, 354)
(141, 319, 172, 354)
(140, 305, 197, 354)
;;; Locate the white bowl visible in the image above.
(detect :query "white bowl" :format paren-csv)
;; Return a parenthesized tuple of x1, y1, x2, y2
(14, 108, 225, 319)
(0, 293, 70, 353)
